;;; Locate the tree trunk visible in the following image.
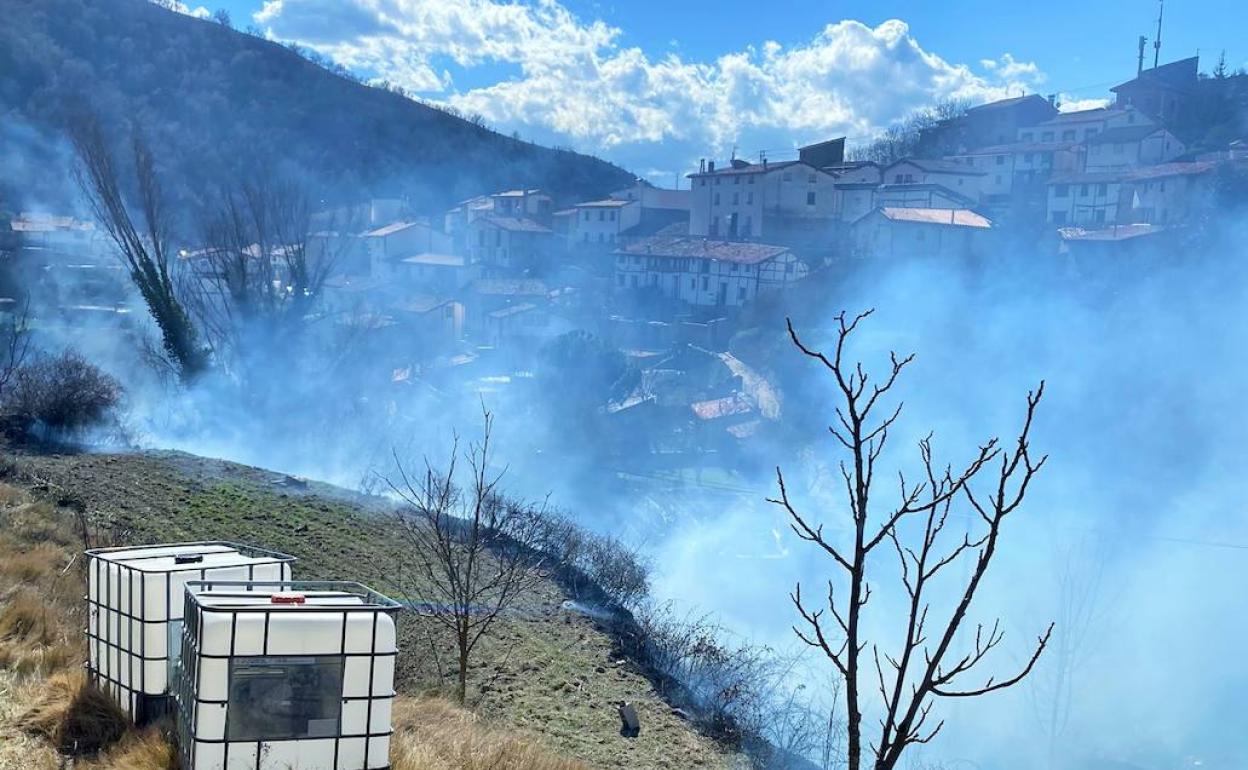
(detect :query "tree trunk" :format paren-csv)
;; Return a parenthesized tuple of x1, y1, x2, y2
(457, 639, 469, 705)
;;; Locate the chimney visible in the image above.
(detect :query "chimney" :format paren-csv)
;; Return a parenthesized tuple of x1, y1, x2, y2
(1137, 35, 1147, 76)
(707, 160, 716, 173)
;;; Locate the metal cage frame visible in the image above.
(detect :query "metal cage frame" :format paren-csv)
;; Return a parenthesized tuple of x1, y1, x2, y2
(175, 579, 401, 770)
(84, 541, 298, 724)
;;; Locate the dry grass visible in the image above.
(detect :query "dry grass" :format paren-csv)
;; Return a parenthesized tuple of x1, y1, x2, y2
(82, 725, 177, 770)
(13, 669, 129, 755)
(390, 696, 587, 770)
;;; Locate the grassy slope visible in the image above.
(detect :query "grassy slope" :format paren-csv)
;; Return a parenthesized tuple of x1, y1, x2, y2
(1, 450, 735, 769)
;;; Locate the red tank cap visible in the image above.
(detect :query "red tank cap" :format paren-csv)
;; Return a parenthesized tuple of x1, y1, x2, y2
(271, 593, 306, 604)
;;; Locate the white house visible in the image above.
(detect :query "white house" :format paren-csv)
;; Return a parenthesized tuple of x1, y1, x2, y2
(489, 189, 554, 221)
(360, 221, 452, 278)
(874, 183, 979, 210)
(614, 236, 807, 308)
(1084, 126, 1185, 172)
(1021, 106, 1154, 144)
(610, 181, 692, 212)
(1046, 173, 1126, 225)
(834, 183, 880, 224)
(1124, 162, 1218, 224)
(687, 159, 839, 240)
(852, 207, 993, 260)
(467, 215, 553, 273)
(397, 253, 478, 293)
(568, 199, 642, 246)
(882, 159, 985, 202)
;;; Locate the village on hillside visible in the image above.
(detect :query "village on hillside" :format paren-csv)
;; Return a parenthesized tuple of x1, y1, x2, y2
(6, 54, 1248, 468)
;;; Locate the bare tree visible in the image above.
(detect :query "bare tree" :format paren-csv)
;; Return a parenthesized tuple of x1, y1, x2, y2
(70, 117, 206, 382)
(770, 310, 1053, 770)
(184, 176, 336, 372)
(0, 294, 32, 401)
(387, 410, 546, 704)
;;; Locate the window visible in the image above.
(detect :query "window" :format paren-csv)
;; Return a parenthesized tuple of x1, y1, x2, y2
(598, 233, 605, 243)
(744, 216, 752, 232)
(701, 276, 709, 290)
(995, 175, 1003, 185)
(996, 155, 1005, 166)
(1055, 184, 1069, 198)
(1159, 180, 1166, 192)
(807, 192, 816, 205)
(599, 210, 606, 221)
(1020, 132, 1034, 142)
(715, 178, 722, 185)
(1062, 130, 1076, 141)
(700, 179, 707, 187)
(1052, 211, 1067, 224)
(583, 211, 591, 221)
(894, 174, 904, 184)
(1094, 209, 1106, 223)
(738, 286, 747, 301)
(782, 172, 792, 181)
(748, 176, 755, 184)
(1080, 185, 1089, 197)
(1024, 153, 1034, 163)
(1041, 131, 1054, 141)
(808, 173, 817, 183)
(732, 193, 739, 205)
(616, 274, 624, 287)
(714, 193, 720, 205)
(1113, 143, 1124, 154)
(609, 211, 617, 221)
(735, 176, 741, 185)
(227, 656, 343, 742)
(747, 192, 754, 204)
(1097, 183, 1108, 196)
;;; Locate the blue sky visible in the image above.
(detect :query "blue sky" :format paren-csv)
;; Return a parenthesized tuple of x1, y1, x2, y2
(189, 0, 1248, 180)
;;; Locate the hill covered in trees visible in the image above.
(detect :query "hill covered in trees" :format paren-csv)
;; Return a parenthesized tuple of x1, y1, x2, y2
(0, 0, 636, 212)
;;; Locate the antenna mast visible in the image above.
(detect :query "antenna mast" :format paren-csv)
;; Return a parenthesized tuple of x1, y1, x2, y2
(1153, 0, 1164, 69)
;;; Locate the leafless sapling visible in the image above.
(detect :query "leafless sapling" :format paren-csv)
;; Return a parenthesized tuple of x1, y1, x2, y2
(387, 410, 546, 704)
(0, 294, 32, 402)
(770, 310, 1053, 770)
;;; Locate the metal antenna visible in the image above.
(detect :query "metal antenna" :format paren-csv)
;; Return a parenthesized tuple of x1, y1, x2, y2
(1153, 0, 1164, 69)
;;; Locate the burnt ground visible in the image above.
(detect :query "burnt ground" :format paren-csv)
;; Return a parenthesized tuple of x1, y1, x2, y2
(1, 447, 739, 770)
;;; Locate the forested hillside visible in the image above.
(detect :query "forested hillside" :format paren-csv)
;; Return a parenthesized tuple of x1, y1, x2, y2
(0, 0, 635, 212)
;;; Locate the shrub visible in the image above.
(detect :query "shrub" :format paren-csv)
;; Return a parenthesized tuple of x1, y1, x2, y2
(3, 350, 122, 436)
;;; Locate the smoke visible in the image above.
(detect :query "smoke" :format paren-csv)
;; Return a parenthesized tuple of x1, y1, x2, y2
(648, 234, 1248, 767)
(8, 109, 1248, 769)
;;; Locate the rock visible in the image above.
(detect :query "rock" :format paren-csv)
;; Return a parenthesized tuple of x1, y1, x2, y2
(617, 701, 640, 738)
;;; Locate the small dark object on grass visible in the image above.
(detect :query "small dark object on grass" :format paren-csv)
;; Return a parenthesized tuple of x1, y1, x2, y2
(617, 701, 640, 738)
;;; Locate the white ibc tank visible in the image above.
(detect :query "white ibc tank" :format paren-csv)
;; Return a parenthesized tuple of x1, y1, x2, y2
(176, 581, 400, 770)
(85, 542, 297, 721)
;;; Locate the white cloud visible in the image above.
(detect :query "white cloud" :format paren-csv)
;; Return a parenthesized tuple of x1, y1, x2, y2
(255, 0, 1045, 175)
(159, 0, 211, 19)
(1057, 95, 1112, 112)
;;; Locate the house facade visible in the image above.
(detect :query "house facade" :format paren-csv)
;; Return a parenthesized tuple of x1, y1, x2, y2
(852, 208, 993, 260)
(687, 160, 839, 240)
(614, 237, 807, 309)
